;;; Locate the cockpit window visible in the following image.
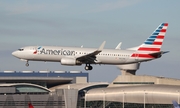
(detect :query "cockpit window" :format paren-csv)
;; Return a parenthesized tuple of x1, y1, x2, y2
(18, 49, 24, 51)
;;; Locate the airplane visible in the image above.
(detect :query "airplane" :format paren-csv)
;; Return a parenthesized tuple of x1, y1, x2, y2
(12, 23, 169, 70)
(28, 103, 34, 108)
(172, 101, 180, 108)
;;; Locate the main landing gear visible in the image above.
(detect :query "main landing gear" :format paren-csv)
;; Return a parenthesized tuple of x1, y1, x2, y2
(25, 61, 29, 67)
(85, 64, 93, 70)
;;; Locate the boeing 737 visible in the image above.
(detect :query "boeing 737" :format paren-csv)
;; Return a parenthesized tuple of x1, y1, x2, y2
(12, 23, 169, 70)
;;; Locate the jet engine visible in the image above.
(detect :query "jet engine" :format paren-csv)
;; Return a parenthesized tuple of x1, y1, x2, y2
(61, 57, 82, 66)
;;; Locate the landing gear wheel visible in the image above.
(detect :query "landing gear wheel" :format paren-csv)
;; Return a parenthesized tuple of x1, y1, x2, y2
(85, 64, 93, 70)
(89, 66, 93, 70)
(25, 61, 29, 67)
(85, 66, 89, 70)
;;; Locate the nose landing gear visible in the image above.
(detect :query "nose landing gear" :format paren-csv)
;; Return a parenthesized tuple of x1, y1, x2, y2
(85, 64, 93, 70)
(25, 61, 29, 67)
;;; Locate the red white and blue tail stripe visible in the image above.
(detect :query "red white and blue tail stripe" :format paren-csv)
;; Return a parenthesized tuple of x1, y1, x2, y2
(138, 23, 168, 52)
(130, 23, 169, 59)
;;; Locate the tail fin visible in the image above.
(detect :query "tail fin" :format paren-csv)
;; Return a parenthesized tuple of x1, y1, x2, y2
(172, 101, 180, 108)
(28, 103, 34, 108)
(128, 23, 168, 52)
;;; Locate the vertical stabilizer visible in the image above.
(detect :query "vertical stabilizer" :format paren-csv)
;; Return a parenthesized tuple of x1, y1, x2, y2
(128, 23, 168, 52)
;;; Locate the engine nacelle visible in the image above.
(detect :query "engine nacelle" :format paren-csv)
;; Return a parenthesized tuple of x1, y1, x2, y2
(61, 57, 82, 66)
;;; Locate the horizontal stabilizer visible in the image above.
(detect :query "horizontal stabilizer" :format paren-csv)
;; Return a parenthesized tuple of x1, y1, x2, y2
(162, 51, 170, 54)
(149, 51, 169, 58)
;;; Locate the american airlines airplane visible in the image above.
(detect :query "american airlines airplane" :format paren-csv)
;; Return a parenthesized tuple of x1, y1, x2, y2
(12, 23, 169, 70)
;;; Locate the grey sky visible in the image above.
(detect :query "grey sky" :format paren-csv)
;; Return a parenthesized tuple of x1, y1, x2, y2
(0, 0, 180, 82)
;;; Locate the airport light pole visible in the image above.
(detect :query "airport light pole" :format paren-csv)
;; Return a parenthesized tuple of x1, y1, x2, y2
(177, 90, 180, 104)
(144, 90, 146, 108)
(102, 90, 105, 108)
(83, 90, 87, 108)
(178, 90, 179, 104)
(143, 90, 148, 108)
(123, 90, 124, 108)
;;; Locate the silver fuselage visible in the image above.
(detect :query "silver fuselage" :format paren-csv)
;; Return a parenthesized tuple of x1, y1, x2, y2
(12, 46, 153, 65)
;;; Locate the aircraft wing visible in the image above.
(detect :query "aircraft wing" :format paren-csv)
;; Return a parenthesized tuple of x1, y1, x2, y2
(76, 41, 106, 63)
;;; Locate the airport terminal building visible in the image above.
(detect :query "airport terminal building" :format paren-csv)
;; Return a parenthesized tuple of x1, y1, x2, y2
(0, 71, 180, 108)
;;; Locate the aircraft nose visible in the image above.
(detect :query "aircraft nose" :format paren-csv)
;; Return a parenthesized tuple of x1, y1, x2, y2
(12, 51, 18, 57)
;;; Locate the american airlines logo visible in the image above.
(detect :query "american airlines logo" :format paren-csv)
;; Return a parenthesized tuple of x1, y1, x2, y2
(35, 47, 75, 56)
(33, 46, 42, 54)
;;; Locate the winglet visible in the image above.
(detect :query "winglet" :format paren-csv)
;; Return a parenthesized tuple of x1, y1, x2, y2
(115, 42, 122, 49)
(98, 41, 106, 51)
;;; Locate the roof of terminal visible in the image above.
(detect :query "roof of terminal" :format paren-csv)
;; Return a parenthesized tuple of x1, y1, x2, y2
(0, 77, 73, 87)
(1, 70, 83, 73)
(0, 83, 50, 92)
(0, 71, 88, 77)
(86, 84, 180, 104)
(49, 82, 109, 91)
(0, 71, 89, 88)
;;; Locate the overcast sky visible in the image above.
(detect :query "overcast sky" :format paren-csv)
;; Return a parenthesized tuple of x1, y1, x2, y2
(0, 0, 180, 82)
